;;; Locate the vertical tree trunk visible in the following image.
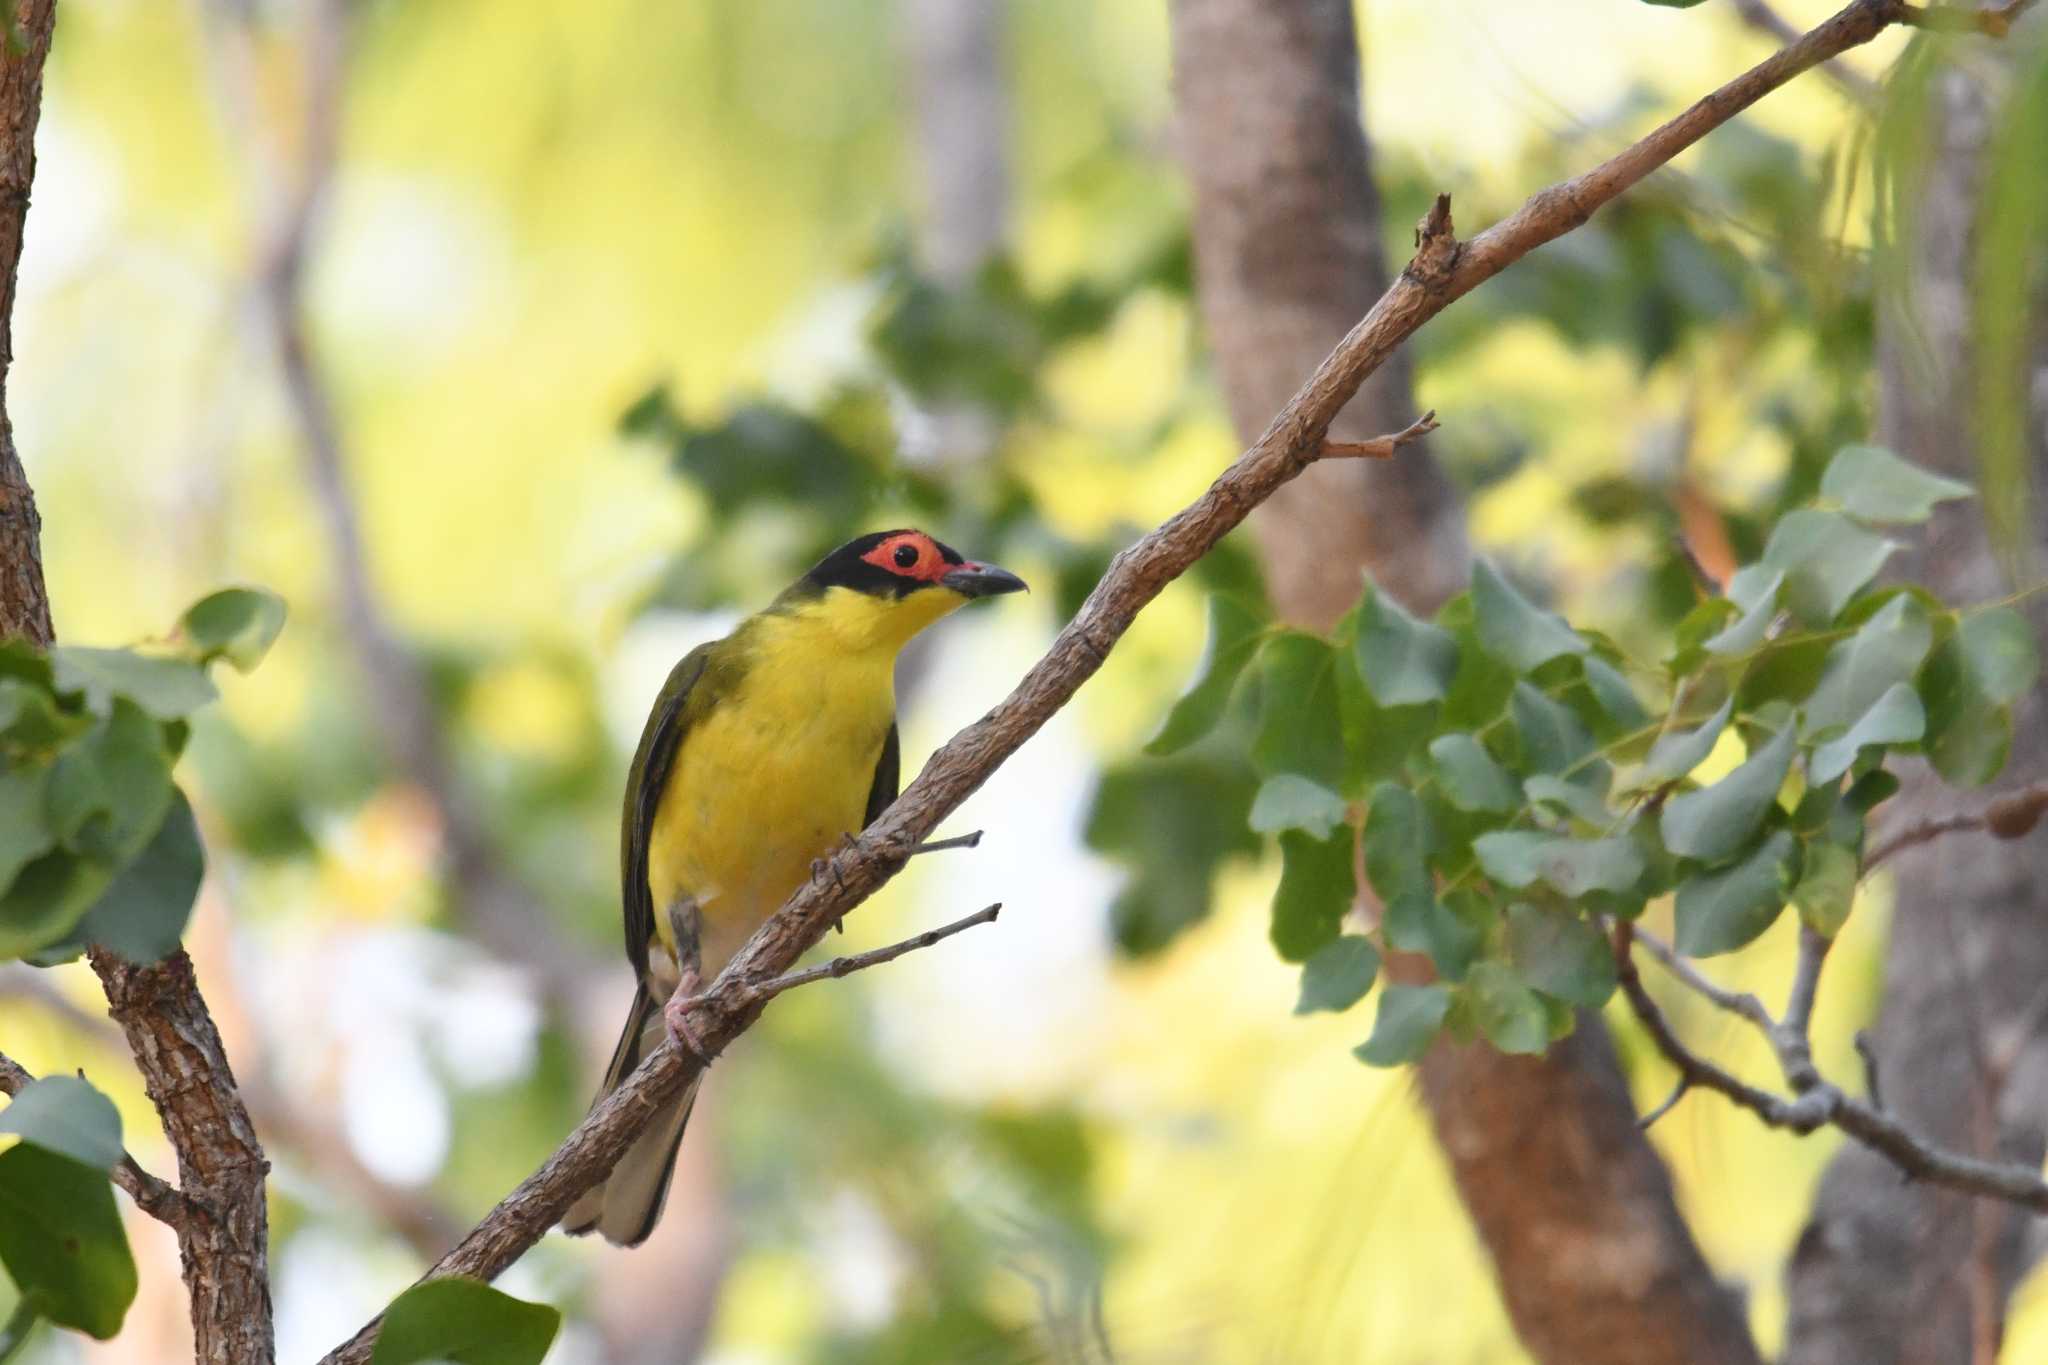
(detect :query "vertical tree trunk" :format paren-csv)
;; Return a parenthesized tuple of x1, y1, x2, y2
(1784, 63, 2048, 1365)
(0, 0, 56, 646)
(902, 0, 1009, 285)
(1168, 3, 1760, 1360)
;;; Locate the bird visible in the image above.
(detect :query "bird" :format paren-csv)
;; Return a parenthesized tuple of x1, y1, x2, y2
(563, 528, 1026, 1245)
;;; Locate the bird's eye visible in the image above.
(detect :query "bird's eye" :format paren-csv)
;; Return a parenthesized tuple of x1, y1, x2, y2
(893, 543, 919, 569)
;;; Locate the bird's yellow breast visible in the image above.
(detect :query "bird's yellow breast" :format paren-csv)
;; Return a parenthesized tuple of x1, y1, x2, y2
(645, 595, 912, 979)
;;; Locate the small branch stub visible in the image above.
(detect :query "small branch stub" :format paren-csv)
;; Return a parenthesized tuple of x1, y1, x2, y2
(1320, 410, 1440, 462)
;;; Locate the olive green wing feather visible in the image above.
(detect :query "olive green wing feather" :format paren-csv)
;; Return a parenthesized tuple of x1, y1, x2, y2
(862, 722, 900, 829)
(621, 644, 714, 984)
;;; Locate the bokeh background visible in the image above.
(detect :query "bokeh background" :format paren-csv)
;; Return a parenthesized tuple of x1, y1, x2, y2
(1, 0, 2042, 1360)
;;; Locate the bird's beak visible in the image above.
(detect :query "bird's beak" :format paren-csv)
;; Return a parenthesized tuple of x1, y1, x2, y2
(941, 561, 1028, 599)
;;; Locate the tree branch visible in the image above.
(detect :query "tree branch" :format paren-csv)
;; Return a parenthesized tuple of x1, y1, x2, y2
(200, 0, 587, 1003)
(90, 949, 275, 1362)
(1730, 0, 1883, 101)
(0, 1049, 189, 1231)
(313, 5, 1943, 1357)
(1613, 922, 2048, 1211)
(1865, 780, 2048, 869)
(701, 903, 1001, 1012)
(1319, 410, 1440, 461)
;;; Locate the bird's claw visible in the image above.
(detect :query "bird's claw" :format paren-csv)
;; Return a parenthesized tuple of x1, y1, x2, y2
(663, 970, 713, 1065)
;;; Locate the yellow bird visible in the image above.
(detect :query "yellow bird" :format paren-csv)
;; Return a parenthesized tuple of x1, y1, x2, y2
(564, 529, 1026, 1245)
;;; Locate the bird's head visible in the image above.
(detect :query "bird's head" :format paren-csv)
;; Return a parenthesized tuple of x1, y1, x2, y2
(786, 529, 1027, 651)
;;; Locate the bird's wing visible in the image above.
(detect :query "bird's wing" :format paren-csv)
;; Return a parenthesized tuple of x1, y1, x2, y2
(862, 722, 901, 830)
(621, 644, 713, 984)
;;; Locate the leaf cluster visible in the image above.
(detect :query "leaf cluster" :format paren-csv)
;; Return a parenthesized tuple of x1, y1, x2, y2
(1132, 445, 2036, 1064)
(0, 588, 283, 967)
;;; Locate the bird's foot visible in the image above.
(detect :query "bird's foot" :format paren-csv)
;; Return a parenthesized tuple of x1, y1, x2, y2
(663, 968, 713, 1064)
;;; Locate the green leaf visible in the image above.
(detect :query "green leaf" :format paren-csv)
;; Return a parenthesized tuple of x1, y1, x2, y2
(1252, 632, 1343, 788)
(1384, 890, 1482, 981)
(1660, 722, 1796, 864)
(1472, 830, 1645, 897)
(1333, 643, 1438, 793)
(0, 677, 79, 751)
(177, 587, 288, 672)
(1919, 608, 2040, 786)
(1703, 568, 1785, 656)
(0, 1077, 123, 1171)
(1351, 586, 1459, 705)
(1361, 784, 1431, 903)
(1580, 655, 1650, 732)
(1354, 984, 1452, 1067)
(1809, 683, 1924, 784)
(68, 789, 205, 965)
(0, 1144, 136, 1339)
(1953, 608, 2040, 705)
(1270, 828, 1356, 964)
(1473, 560, 1588, 673)
(1436, 595, 1517, 730)
(1505, 905, 1617, 1007)
(49, 648, 216, 720)
(369, 1278, 561, 1365)
(1467, 961, 1550, 1054)
(1294, 936, 1381, 1015)
(47, 701, 174, 866)
(1820, 444, 1974, 525)
(0, 763, 54, 895)
(1523, 774, 1613, 826)
(0, 854, 114, 962)
(1674, 830, 1800, 956)
(1758, 509, 1899, 625)
(1803, 594, 1935, 737)
(1640, 698, 1734, 784)
(1248, 775, 1348, 841)
(1144, 596, 1264, 756)
(1427, 734, 1520, 813)
(1511, 682, 1596, 776)
(1792, 839, 1860, 937)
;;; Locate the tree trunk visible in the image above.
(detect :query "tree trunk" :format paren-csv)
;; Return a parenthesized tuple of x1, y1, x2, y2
(1784, 61, 2048, 1365)
(1169, 2, 1760, 1360)
(0, 0, 56, 647)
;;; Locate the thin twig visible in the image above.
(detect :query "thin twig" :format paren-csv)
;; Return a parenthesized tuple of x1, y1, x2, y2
(1632, 928, 1774, 1030)
(910, 830, 985, 857)
(1612, 924, 2048, 1209)
(706, 904, 1001, 1011)
(319, 6, 1978, 1356)
(0, 1049, 188, 1227)
(1639, 1076, 1692, 1130)
(1319, 410, 1439, 460)
(1776, 926, 1832, 1093)
(1854, 1030, 1887, 1111)
(1866, 782, 2048, 869)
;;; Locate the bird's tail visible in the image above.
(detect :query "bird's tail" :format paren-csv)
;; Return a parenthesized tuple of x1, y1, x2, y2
(562, 985, 697, 1247)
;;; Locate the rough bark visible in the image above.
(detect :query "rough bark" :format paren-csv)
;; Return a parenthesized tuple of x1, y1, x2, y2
(0, 0, 54, 646)
(1168, 2, 1759, 1361)
(1784, 59, 2048, 1365)
(92, 950, 275, 1365)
